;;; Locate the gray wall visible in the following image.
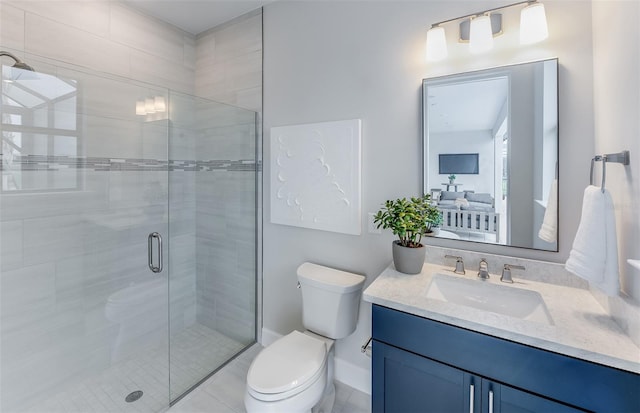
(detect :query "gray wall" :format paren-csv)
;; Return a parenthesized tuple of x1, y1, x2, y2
(591, 0, 640, 344)
(428, 130, 495, 195)
(263, 0, 596, 391)
(509, 64, 536, 247)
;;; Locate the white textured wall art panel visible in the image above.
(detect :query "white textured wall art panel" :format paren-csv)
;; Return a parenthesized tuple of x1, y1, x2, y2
(270, 119, 361, 235)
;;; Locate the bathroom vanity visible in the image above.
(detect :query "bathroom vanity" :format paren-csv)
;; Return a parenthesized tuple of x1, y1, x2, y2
(364, 263, 640, 413)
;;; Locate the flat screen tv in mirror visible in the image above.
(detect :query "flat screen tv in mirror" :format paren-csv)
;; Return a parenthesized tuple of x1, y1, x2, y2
(439, 153, 479, 175)
(423, 58, 558, 252)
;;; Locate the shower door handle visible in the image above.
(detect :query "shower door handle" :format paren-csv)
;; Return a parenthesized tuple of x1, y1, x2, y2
(148, 232, 163, 273)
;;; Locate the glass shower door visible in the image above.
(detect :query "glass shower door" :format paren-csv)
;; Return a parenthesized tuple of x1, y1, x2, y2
(1, 61, 171, 412)
(168, 93, 257, 400)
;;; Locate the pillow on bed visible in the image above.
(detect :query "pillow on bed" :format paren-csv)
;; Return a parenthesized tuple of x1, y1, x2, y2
(465, 192, 493, 205)
(440, 191, 465, 201)
(462, 202, 494, 211)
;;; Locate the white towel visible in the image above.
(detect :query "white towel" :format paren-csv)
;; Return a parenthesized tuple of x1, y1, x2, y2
(565, 186, 620, 296)
(538, 179, 558, 243)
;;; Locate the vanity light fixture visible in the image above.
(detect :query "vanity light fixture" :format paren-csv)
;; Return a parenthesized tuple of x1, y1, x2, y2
(144, 98, 156, 114)
(425, 0, 549, 62)
(520, 2, 549, 44)
(425, 25, 447, 61)
(469, 14, 494, 54)
(153, 96, 166, 112)
(135, 100, 146, 116)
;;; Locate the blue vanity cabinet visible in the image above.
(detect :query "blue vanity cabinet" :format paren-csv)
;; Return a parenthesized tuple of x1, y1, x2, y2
(489, 380, 587, 413)
(373, 340, 582, 413)
(374, 340, 480, 412)
(372, 305, 640, 413)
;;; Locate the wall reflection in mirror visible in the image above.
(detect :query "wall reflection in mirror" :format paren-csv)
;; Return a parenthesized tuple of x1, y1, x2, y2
(423, 58, 558, 251)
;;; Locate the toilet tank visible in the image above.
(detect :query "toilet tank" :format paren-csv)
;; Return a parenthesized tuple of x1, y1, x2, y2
(297, 262, 365, 339)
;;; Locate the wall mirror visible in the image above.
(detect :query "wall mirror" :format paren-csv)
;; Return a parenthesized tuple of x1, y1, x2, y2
(423, 58, 558, 251)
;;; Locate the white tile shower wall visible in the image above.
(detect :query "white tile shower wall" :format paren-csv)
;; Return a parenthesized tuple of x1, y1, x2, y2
(6, 0, 111, 38)
(0, 2, 25, 50)
(195, 10, 263, 112)
(0, 96, 196, 413)
(194, 106, 257, 343)
(3, 1, 196, 94)
(0, 169, 198, 411)
(1, 2, 260, 411)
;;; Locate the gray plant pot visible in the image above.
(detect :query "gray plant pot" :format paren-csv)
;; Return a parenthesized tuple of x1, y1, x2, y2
(392, 240, 426, 274)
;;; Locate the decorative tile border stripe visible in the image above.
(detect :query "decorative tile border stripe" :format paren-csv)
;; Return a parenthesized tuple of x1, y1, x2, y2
(0, 155, 260, 172)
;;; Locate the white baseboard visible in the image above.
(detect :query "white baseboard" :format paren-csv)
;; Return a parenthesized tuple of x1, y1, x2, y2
(260, 327, 371, 395)
(260, 327, 281, 347)
(334, 357, 371, 395)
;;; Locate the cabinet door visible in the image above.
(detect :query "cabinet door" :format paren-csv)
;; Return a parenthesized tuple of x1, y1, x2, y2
(482, 380, 587, 413)
(373, 340, 480, 413)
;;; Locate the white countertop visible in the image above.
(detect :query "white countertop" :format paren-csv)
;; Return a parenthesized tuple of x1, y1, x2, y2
(364, 262, 640, 374)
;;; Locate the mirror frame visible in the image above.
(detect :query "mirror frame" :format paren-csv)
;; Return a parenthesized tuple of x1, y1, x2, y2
(422, 58, 559, 252)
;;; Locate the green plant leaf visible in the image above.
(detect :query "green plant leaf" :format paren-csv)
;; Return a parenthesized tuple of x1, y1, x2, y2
(373, 194, 440, 245)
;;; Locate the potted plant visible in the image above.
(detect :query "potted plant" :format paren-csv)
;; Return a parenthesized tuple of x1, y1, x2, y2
(448, 174, 456, 184)
(425, 204, 443, 236)
(373, 195, 440, 274)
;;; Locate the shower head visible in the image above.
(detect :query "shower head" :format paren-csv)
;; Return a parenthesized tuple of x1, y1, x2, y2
(1, 51, 37, 81)
(11, 60, 35, 72)
(0, 51, 35, 72)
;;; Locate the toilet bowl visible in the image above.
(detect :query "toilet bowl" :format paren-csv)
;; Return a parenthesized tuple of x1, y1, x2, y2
(245, 331, 334, 413)
(105, 277, 168, 362)
(245, 263, 365, 413)
(105, 278, 167, 322)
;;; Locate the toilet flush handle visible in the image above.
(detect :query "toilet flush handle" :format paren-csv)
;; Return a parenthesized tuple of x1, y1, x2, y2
(296, 281, 301, 289)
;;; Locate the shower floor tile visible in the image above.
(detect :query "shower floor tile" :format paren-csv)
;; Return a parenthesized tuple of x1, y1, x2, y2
(21, 323, 246, 413)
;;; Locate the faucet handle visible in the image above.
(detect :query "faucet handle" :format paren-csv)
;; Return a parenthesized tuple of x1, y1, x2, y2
(445, 255, 465, 275)
(501, 264, 525, 283)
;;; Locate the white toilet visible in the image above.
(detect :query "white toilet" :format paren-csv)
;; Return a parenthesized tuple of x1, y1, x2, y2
(105, 277, 168, 362)
(244, 262, 365, 413)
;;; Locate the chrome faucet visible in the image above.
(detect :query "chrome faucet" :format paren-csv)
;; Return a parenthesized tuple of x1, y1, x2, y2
(501, 264, 525, 283)
(477, 258, 490, 279)
(445, 255, 465, 275)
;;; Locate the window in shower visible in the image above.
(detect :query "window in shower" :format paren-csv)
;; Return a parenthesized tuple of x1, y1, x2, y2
(1, 66, 80, 192)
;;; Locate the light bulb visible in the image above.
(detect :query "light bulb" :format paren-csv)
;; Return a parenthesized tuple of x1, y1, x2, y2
(145, 98, 156, 114)
(520, 2, 548, 45)
(136, 100, 146, 116)
(154, 96, 166, 113)
(469, 14, 494, 54)
(426, 26, 448, 62)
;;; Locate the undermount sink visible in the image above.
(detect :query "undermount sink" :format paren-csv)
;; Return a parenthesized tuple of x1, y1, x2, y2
(425, 274, 554, 325)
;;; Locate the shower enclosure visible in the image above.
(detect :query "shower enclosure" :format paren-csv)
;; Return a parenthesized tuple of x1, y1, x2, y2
(0, 54, 258, 412)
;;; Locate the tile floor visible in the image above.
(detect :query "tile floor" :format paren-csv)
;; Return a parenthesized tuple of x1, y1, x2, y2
(20, 324, 246, 413)
(168, 344, 371, 413)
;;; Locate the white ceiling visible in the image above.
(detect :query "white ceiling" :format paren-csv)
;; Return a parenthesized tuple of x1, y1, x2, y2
(124, 0, 274, 35)
(427, 78, 509, 134)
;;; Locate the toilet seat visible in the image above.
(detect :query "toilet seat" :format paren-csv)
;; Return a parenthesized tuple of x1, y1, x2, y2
(247, 331, 327, 402)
